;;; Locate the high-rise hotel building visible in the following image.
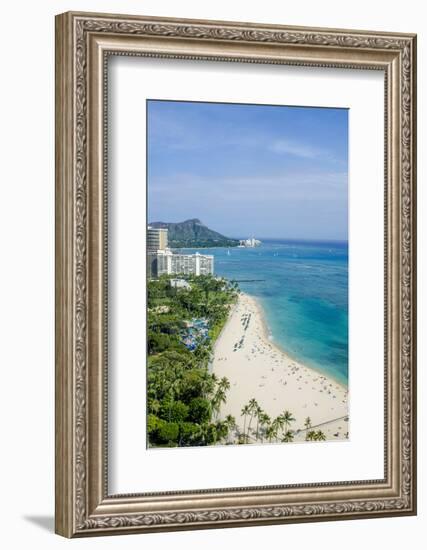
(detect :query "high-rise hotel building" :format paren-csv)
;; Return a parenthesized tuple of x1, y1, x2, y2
(147, 227, 168, 251)
(147, 226, 214, 278)
(147, 227, 168, 278)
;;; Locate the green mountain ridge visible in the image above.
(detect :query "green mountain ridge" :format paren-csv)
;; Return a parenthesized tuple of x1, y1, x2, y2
(149, 218, 239, 248)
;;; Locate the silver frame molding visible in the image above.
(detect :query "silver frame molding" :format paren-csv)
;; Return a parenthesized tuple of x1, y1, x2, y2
(55, 11, 417, 538)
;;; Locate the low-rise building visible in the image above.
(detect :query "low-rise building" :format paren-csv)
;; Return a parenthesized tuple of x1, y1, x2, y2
(169, 278, 192, 290)
(238, 237, 262, 248)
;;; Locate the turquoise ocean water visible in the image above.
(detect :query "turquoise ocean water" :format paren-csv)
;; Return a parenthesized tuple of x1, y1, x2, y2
(181, 240, 348, 386)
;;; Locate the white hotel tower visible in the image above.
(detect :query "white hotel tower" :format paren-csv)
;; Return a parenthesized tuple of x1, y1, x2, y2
(147, 227, 214, 278)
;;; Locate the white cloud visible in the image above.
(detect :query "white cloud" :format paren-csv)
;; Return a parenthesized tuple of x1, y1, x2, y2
(269, 139, 327, 159)
(149, 170, 348, 202)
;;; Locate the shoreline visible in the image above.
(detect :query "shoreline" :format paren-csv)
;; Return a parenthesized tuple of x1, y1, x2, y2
(173, 246, 256, 251)
(252, 295, 348, 391)
(211, 292, 349, 442)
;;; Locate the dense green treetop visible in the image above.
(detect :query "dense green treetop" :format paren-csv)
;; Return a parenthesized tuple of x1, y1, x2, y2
(147, 274, 238, 447)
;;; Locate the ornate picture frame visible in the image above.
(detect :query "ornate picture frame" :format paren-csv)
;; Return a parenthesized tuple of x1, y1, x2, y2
(55, 11, 417, 537)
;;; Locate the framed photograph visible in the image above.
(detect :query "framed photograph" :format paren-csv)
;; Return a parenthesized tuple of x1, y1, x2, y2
(55, 11, 417, 537)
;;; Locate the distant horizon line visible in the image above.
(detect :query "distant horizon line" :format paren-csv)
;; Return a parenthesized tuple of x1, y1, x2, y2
(232, 236, 348, 243)
(147, 220, 347, 243)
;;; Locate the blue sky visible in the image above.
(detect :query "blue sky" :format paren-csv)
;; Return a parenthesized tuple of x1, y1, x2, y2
(147, 100, 348, 240)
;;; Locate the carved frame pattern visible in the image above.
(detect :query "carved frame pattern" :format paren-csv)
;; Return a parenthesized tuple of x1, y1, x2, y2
(55, 11, 416, 537)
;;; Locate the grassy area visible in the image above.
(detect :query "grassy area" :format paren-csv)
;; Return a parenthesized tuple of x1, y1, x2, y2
(208, 307, 232, 344)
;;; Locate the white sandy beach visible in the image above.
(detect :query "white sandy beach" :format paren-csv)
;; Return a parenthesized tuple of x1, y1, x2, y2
(212, 293, 349, 443)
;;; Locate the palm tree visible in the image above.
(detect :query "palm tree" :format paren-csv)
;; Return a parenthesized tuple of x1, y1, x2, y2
(225, 414, 237, 444)
(241, 404, 251, 441)
(258, 412, 271, 442)
(247, 398, 259, 436)
(266, 423, 278, 443)
(254, 404, 263, 441)
(314, 430, 326, 441)
(306, 430, 317, 441)
(218, 376, 230, 393)
(165, 374, 183, 422)
(199, 368, 216, 399)
(304, 417, 312, 440)
(272, 415, 285, 442)
(306, 429, 326, 442)
(211, 376, 230, 419)
(194, 339, 211, 367)
(215, 420, 229, 443)
(281, 430, 294, 443)
(281, 410, 296, 433)
(212, 388, 226, 419)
